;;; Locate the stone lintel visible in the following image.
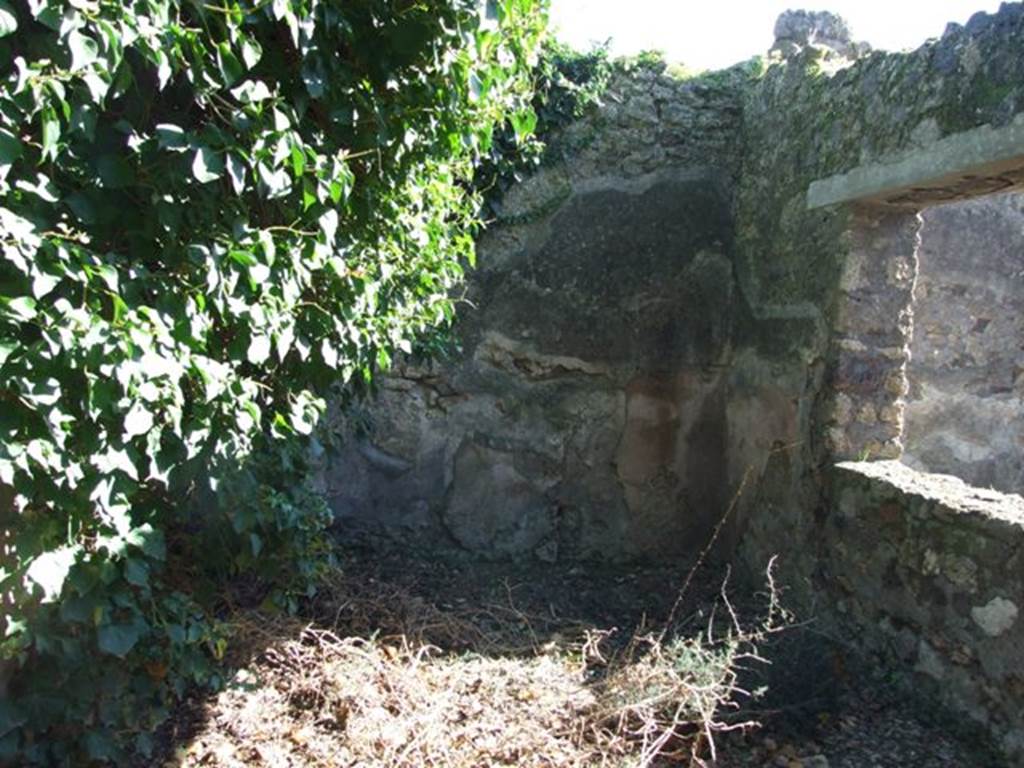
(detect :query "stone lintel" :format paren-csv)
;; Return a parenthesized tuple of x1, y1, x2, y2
(808, 119, 1024, 210)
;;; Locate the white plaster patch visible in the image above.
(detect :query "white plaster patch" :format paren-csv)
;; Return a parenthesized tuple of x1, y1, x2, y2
(971, 597, 1019, 638)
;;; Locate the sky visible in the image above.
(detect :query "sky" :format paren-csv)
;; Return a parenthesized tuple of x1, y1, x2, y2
(548, 1, 1005, 71)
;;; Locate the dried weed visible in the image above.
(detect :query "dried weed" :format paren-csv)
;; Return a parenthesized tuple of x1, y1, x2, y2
(169, 559, 787, 768)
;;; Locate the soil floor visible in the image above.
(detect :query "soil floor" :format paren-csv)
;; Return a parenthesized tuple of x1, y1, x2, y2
(150, 540, 1004, 767)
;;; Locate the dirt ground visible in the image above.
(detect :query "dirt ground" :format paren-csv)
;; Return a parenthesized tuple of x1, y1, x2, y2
(148, 540, 1002, 767)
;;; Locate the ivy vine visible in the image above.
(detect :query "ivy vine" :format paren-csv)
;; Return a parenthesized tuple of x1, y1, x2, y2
(0, 0, 545, 762)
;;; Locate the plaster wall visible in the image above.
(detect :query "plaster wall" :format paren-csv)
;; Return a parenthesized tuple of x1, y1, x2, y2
(321, 67, 750, 561)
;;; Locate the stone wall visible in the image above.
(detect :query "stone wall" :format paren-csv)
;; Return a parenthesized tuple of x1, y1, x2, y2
(321, 67, 752, 561)
(733, 3, 1024, 597)
(323, 5, 1024, 567)
(825, 461, 1024, 759)
(903, 193, 1024, 494)
(731, 10, 1024, 758)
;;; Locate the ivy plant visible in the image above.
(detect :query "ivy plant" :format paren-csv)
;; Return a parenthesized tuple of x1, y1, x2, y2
(476, 37, 613, 213)
(0, 0, 545, 762)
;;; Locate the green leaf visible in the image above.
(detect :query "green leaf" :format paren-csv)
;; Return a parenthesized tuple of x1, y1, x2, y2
(59, 593, 97, 623)
(41, 107, 60, 162)
(96, 154, 134, 188)
(81, 72, 110, 104)
(320, 338, 338, 369)
(257, 162, 290, 198)
(125, 524, 166, 560)
(237, 399, 260, 432)
(71, 101, 98, 139)
(274, 324, 293, 361)
(15, 172, 59, 202)
(319, 209, 338, 243)
(249, 263, 270, 283)
(226, 152, 246, 195)
(0, 1, 16, 38)
(97, 622, 143, 657)
(124, 401, 155, 439)
(271, 411, 294, 437)
(216, 42, 244, 86)
(1, 296, 37, 322)
(67, 29, 99, 72)
(92, 262, 119, 292)
(26, 546, 80, 602)
(123, 558, 149, 588)
(93, 445, 138, 480)
(290, 403, 314, 435)
(328, 160, 354, 203)
(156, 123, 188, 151)
(258, 230, 276, 262)
(290, 142, 305, 177)
(23, 377, 60, 406)
(66, 190, 97, 223)
(154, 48, 172, 90)
(229, 249, 257, 267)
(510, 106, 538, 141)
(192, 146, 223, 184)
(165, 623, 185, 644)
(230, 79, 272, 103)
(31, 271, 60, 299)
(247, 334, 271, 364)
(241, 37, 262, 69)
(84, 730, 117, 761)
(302, 177, 316, 210)
(0, 128, 22, 169)
(135, 732, 154, 759)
